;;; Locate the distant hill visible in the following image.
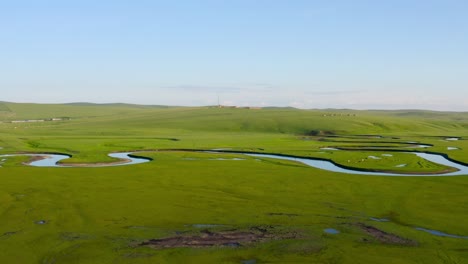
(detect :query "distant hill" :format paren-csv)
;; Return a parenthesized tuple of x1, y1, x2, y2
(0, 102, 12, 112)
(0, 101, 467, 135)
(64, 102, 175, 108)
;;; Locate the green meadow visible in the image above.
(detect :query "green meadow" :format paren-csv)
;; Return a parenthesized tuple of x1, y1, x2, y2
(0, 102, 467, 263)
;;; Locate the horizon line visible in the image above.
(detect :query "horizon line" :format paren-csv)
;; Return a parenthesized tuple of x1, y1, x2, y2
(1, 101, 467, 113)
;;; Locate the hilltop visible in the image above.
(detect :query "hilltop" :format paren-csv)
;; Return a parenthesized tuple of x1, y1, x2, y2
(0, 102, 467, 136)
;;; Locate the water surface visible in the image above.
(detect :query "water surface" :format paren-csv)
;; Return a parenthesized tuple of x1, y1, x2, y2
(415, 227, 468, 239)
(324, 228, 340, 234)
(4, 150, 468, 176)
(247, 152, 468, 176)
(0, 153, 149, 167)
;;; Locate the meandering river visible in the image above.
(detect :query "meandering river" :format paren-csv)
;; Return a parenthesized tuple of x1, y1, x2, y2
(2, 150, 466, 176)
(244, 152, 468, 176)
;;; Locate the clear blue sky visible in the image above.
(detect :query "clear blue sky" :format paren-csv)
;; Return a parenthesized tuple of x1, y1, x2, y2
(1, 0, 467, 110)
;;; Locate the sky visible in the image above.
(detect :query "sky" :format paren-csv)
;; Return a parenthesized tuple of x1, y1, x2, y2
(1, 0, 467, 111)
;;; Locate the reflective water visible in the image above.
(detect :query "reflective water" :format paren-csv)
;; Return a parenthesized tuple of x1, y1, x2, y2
(324, 228, 340, 234)
(247, 152, 468, 176)
(406, 144, 431, 148)
(369, 217, 390, 222)
(107, 152, 150, 166)
(370, 217, 468, 239)
(320, 147, 339, 151)
(4, 150, 468, 176)
(0, 154, 71, 167)
(30, 154, 72, 167)
(415, 227, 468, 239)
(0, 153, 150, 167)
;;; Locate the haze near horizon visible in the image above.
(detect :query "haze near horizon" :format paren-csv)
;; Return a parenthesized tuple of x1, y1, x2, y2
(1, 0, 467, 111)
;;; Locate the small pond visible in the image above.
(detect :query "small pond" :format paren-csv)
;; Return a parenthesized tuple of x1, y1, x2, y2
(324, 228, 340, 234)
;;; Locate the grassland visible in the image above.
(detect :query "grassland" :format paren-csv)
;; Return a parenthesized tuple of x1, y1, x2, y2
(0, 102, 467, 263)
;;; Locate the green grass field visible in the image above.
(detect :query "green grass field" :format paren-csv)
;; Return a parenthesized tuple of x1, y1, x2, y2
(0, 102, 467, 263)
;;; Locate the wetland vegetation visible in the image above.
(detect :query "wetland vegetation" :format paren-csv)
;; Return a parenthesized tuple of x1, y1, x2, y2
(0, 102, 467, 263)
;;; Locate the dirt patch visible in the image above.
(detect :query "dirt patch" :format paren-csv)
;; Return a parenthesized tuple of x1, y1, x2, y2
(23, 155, 49, 165)
(267, 212, 299, 217)
(305, 130, 336, 136)
(58, 158, 132, 167)
(60, 232, 93, 241)
(357, 223, 417, 246)
(0, 230, 20, 238)
(139, 226, 300, 249)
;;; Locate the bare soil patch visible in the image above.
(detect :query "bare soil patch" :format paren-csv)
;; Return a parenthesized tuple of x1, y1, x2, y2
(357, 223, 417, 246)
(58, 158, 132, 167)
(267, 212, 299, 217)
(139, 226, 300, 249)
(23, 155, 49, 165)
(0, 230, 20, 238)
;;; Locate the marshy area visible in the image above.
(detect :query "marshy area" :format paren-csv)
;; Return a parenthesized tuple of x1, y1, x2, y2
(0, 103, 467, 263)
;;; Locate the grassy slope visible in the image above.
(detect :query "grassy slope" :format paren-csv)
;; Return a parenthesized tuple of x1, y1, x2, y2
(0, 102, 467, 263)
